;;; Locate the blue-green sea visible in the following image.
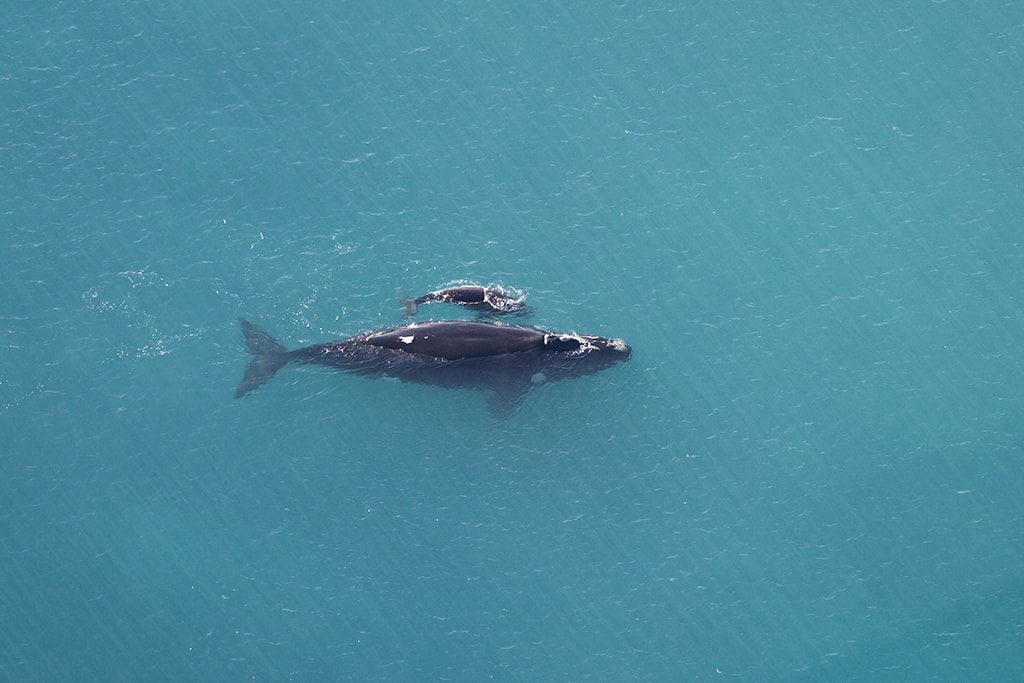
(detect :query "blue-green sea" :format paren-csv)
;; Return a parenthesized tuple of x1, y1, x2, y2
(3, 2, 1023, 681)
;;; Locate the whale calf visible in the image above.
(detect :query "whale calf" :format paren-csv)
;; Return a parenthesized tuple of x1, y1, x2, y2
(235, 319, 629, 413)
(400, 286, 529, 318)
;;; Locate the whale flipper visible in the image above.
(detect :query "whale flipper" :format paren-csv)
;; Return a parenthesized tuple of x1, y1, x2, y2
(235, 319, 289, 398)
(399, 296, 419, 318)
(487, 383, 530, 417)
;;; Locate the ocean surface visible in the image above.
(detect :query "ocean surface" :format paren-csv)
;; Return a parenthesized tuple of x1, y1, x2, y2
(2, 2, 1022, 681)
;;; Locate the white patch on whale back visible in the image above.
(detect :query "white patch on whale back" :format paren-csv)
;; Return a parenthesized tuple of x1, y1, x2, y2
(531, 372, 547, 385)
(399, 335, 414, 344)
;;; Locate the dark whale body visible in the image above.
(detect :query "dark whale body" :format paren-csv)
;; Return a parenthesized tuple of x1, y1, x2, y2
(400, 286, 529, 318)
(235, 319, 629, 413)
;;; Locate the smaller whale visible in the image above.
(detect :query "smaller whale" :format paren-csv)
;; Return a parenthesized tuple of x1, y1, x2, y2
(400, 285, 529, 318)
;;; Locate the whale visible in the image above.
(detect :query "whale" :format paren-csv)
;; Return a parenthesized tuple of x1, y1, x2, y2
(400, 286, 529, 318)
(234, 318, 629, 413)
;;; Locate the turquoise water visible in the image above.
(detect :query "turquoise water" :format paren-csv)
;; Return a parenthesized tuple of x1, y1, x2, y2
(3, 1, 1023, 680)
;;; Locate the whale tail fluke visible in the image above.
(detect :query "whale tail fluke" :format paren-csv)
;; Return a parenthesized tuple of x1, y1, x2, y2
(399, 296, 419, 318)
(235, 319, 288, 398)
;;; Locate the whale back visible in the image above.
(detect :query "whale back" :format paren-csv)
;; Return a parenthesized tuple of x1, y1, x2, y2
(364, 321, 545, 360)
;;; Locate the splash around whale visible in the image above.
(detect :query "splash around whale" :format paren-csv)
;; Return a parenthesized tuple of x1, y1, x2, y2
(234, 319, 630, 414)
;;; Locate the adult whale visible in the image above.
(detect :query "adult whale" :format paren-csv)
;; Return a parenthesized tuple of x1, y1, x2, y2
(234, 319, 629, 413)
(400, 285, 529, 318)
